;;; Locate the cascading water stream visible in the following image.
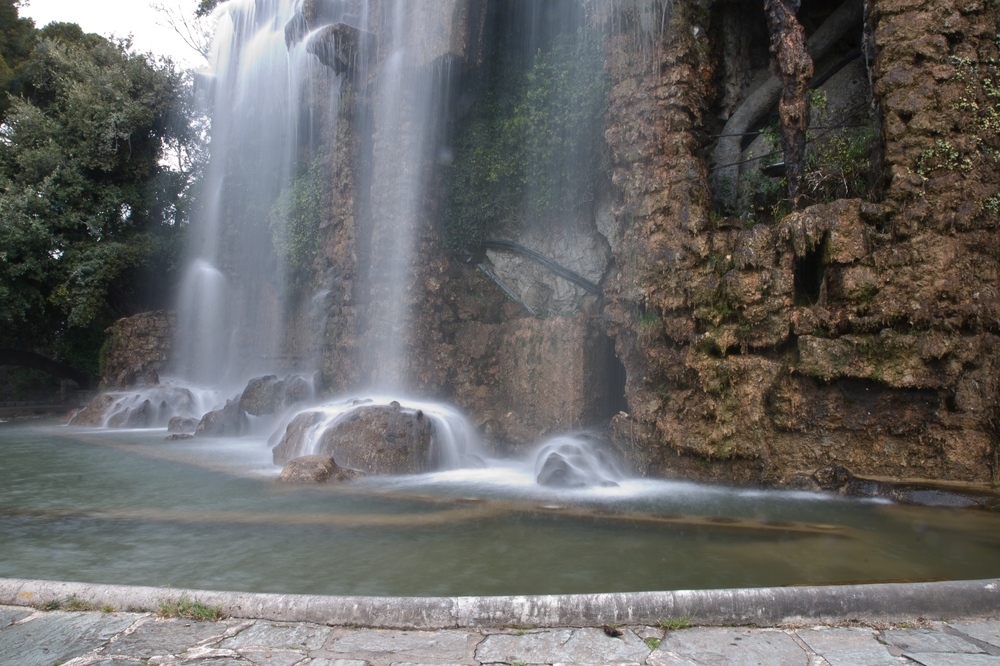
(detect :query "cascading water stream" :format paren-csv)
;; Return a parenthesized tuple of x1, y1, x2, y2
(177, 0, 356, 387)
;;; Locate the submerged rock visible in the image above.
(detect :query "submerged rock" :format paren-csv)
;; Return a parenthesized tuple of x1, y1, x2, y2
(278, 455, 364, 484)
(534, 436, 622, 489)
(165, 433, 194, 441)
(195, 399, 250, 437)
(167, 416, 199, 434)
(812, 464, 998, 509)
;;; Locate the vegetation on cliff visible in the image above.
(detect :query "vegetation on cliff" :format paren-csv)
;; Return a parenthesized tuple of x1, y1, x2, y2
(0, 1, 200, 379)
(445, 27, 609, 249)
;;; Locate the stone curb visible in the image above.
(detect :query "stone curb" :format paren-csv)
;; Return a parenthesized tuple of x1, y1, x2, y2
(1, 577, 998, 629)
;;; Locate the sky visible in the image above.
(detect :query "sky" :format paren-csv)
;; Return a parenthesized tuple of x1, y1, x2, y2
(19, 0, 211, 68)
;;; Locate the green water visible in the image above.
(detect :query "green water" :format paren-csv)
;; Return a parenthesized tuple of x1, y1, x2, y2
(1, 421, 998, 597)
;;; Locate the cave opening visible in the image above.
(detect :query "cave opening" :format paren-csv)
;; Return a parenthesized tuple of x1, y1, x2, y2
(794, 242, 826, 306)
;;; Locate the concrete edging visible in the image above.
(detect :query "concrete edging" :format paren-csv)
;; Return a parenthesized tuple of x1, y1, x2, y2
(1, 577, 998, 629)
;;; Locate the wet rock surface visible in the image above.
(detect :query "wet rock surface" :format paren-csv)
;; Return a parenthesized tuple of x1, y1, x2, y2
(534, 437, 622, 489)
(279, 455, 364, 484)
(69, 393, 116, 426)
(70, 386, 205, 429)
(196, 399, 250, 438)
(313, 403, 434, 475)
(240, 375, 312, 417)
(272, 403, 440, 474)
(813, 465, 1000, 509)
(168, 415, 199, 433)
(5, 606, 1000, 666)
(99, 310, 174, 390)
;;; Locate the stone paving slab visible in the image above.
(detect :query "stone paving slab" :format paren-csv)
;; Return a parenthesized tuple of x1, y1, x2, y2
(881, 628, 984, 654)
(905, 654, 1000, 666)
(100, 617, 231, 657)
(648, 628, 808, 666)
(0, 608, 30, 630)
(953, 622, 1000, 649)
(476, 627, 650, 665)
(3, 605, 1000, 666)
(329, 629, 473, 662)
(796, 627, 898, 666)
(220, 621, 331, 652)
(0, 610, 138, 666)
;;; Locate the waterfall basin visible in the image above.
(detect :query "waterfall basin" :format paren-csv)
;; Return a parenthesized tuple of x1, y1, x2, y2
(2, 420, 999, 598)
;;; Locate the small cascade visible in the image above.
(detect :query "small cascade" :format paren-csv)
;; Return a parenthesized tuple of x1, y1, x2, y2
(273, 396, 485, 473)
(69, 382, 224, 429)
(532, 434, 624, 489)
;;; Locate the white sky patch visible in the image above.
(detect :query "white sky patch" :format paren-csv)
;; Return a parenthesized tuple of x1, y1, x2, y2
(19, 0, 207, 68)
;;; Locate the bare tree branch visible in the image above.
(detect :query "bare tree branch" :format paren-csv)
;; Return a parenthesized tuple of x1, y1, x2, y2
(149, 1, 215, 62)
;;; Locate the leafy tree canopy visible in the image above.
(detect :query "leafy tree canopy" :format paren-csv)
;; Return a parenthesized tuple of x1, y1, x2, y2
(195, 0, 223, 18)
(0, 2, 200, 378)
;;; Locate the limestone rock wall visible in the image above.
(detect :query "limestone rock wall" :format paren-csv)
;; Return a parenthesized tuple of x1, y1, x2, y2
(100, 311, 174, 389)
(601, 0, 1000, 486)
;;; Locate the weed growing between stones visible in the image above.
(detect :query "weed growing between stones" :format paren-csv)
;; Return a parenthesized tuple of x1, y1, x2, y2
(659, 612, 695, 631)
(158, 593, 226, 621)
(62, 594, 98, 611)
(644, 636, 662, 649)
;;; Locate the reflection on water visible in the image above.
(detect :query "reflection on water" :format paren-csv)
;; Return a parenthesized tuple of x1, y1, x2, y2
(1, 421, 999, 597)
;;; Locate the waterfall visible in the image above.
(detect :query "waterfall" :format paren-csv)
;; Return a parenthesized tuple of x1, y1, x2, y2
(176, 0, 358, 387)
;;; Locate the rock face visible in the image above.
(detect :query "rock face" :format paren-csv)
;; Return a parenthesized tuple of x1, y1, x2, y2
(99, 311, 174, 389)
(594, 0, 1000, 487)
(98, 0, 998, 488)
(195, 399, 250, 438)
(278, 455, 364, 483)
(273, 404, 434, 474)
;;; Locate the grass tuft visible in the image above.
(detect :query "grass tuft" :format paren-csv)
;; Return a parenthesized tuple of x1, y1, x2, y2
(659, 613, 694, 631)
(157, 593, 226, 622)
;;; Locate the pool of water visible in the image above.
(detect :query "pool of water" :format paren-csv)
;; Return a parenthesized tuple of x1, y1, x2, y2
(2, 420, 999, 597)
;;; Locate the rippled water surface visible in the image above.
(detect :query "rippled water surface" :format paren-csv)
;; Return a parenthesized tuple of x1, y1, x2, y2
(2, 420, 999, 597)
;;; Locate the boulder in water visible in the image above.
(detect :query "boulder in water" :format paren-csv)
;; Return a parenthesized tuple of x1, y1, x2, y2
(168, 416, 199, 434)
(239, 375, 312, 417)
(239, 375, 283, 416)
(278, 455, 364, 484)
(315, 404, 434, 475)
(272, 411, 325, 464)
(534, 436, 622, 489)
(272, 403, 435, 474)
(165, 433, 194, 441)
(195, 399, 250, 437)
(69, 394, 116, 426)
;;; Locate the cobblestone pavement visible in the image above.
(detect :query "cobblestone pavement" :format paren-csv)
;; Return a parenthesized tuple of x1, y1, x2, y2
(3, 605, 1000, 666)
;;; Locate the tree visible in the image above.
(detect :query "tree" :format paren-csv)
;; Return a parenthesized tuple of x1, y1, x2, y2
(0, 0, 37, 117)
(0, 10, 200, 382)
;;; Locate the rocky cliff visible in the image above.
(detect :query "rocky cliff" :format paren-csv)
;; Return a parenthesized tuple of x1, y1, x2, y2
(100, 0, 999, 487)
